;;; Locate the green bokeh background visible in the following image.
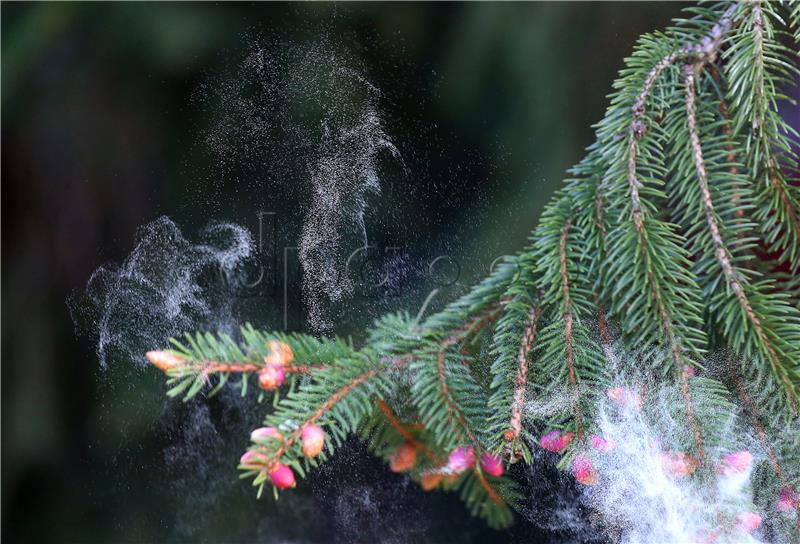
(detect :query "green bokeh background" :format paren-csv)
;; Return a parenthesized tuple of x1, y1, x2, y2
(2, 3, 681, 542)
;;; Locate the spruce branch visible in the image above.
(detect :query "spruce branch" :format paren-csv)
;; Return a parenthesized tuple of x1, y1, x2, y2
(436, 339, 481, 446)
(505, 302, 544, 452)
(725, 0, 800, 269)
(684, 60, 800, 410)
(485, 253, 544, 460)
(142, 1, 800, 532)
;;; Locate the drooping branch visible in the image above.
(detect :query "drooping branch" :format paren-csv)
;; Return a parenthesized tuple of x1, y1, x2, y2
(437, 342, 480, 447)
(626, 120, 685, 371)
(627, 3, 738, 225)
(429, 303, 506, 448)
(615, 6, 740, 463)
(505, 302, 544, 445)
(684, 62, 798, 411)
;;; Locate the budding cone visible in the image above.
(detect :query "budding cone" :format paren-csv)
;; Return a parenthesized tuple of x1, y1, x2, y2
(420, 472, 443, 491)
(146, 350, 184, 372)
(660, 451, 697, 477)
(572, 454, 598, 485)
(607, 386, 644, 409)
(590, 435, 615, 454)
(240, 449, 267, 468)
(447, 446, 476, 473)
(251, 426, 284, 443)
(264, 340, 294, 367)
(389, 442, 417, 473)
(258, 365, 285, 390)
(480, 453, 504, 477)
(269, 463, 296, 489)
(719, 450, 752, 476)
(301, 425, 325, 459)
(734, 512, 761, 533)
(539, 430, 574, 453)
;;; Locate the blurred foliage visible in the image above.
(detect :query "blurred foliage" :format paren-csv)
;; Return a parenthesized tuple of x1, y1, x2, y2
(2, 3, 680, 542)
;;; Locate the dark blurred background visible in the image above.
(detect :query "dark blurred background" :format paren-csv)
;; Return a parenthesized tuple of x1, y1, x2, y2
(2, 3, 682, 543)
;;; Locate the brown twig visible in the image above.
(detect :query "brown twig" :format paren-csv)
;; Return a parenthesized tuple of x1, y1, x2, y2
(376, 398, 438, 462)
(684, 63, 798, 411)
(626, 2, 738, 231)
(474, 468, 503, 505)
(191, 360, 321, 376)
(506, 302, 544, 445)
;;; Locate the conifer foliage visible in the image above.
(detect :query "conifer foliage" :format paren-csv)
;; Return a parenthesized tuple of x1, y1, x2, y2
(145, 1, 800, 535)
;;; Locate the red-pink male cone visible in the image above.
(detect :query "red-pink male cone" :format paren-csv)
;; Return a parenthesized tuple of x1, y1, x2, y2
(251, 426, 284, 443)
(480, 452, 504, 477)
(734, 512, 761, 533)
(301, 424, 325, 459)
(572, 454, 598, 485)
(240, 450, 267, 468)
(269, 463, 296, 489)
(258, 365, 285, 390)
(660, 451, 697, 477)
(539, 430, 574, 453)
(606, 386, 643, 409)
(719, 451, 752, 476)
(447, 447, 475, 473)
(264, 340, 294, 367)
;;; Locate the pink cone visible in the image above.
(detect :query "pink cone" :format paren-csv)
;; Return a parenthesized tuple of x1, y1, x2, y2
(447, 447, 476, 473)
(258, 364, 285, 390)
(264, 340, 294, 367)
(590, 435, 615, 453)
(146, 350, 185, 372)
(480, 452, 504, 477)
(301, 424, 325, 459)
(269, 463, 296, 489)
(540, 430, 574, 453)
(660, 451, 697, 477)
(572, 454, 598, 485)
(240, 449, 267, 468)
(251, 426, 284, 443)
(720, 450, 752, 476)
(777, 486, 799, 512)
(734, 512, 761, 533)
